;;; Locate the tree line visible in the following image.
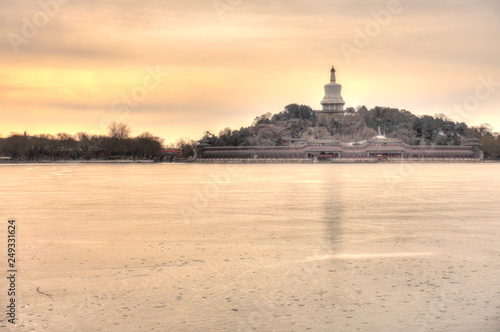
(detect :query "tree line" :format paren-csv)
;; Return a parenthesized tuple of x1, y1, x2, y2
(3, 105, 499, 160)
(0, 122, 194, 161)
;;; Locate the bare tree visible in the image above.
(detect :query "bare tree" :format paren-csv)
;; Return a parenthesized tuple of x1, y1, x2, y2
(56, 133, 78, 158)
(107, 122, 131, 139)
(435, 113, 451, 122)
(3, 134, 29, 159)
(135, 132, 164, 159)
(77, 132, 92, 159)
(175, 137, 197, 157)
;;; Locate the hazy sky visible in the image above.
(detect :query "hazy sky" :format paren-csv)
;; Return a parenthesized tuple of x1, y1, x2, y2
(1, 0, 500, 144)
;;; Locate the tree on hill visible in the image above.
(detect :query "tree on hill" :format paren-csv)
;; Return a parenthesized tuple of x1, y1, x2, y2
(361, 107, 418, 136)
(331, 115, 376, 141)
(252, 113, 272, 126)
(272, 104, 314, 122)
(466, 124, 499, 158)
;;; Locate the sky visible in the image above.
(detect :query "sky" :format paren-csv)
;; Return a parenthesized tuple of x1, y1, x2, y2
(1, 0, 500, 144)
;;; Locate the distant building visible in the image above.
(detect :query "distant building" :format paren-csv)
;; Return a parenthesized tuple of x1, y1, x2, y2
(442, 121, 454, 134)
(317, 66, 345, 117)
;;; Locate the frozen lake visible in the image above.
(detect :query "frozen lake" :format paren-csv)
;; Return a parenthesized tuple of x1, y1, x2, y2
(1, 163, 499, 331)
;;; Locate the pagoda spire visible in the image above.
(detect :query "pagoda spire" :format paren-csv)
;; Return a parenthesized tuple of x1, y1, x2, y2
(330, 66, 336, 83)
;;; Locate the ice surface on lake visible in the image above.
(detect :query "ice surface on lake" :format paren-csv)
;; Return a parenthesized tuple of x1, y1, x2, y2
(1, 163, 499, 331)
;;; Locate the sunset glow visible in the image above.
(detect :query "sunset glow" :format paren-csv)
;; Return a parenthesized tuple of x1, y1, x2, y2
(2, 0, 500, 143)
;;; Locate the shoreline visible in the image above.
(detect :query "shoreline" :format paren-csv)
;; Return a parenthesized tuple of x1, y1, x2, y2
(1, 159, 498, 165)
(196, 158, 488, 164)
(0, 160, 157, 164)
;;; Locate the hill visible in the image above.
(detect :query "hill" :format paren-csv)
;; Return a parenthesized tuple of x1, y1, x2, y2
(200, 104, 500, 158)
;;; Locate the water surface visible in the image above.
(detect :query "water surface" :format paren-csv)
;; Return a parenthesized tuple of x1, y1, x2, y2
(0, 163, 499, 331)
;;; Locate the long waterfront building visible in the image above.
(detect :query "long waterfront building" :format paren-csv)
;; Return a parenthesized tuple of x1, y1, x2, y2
(197, 136, 482, 161)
